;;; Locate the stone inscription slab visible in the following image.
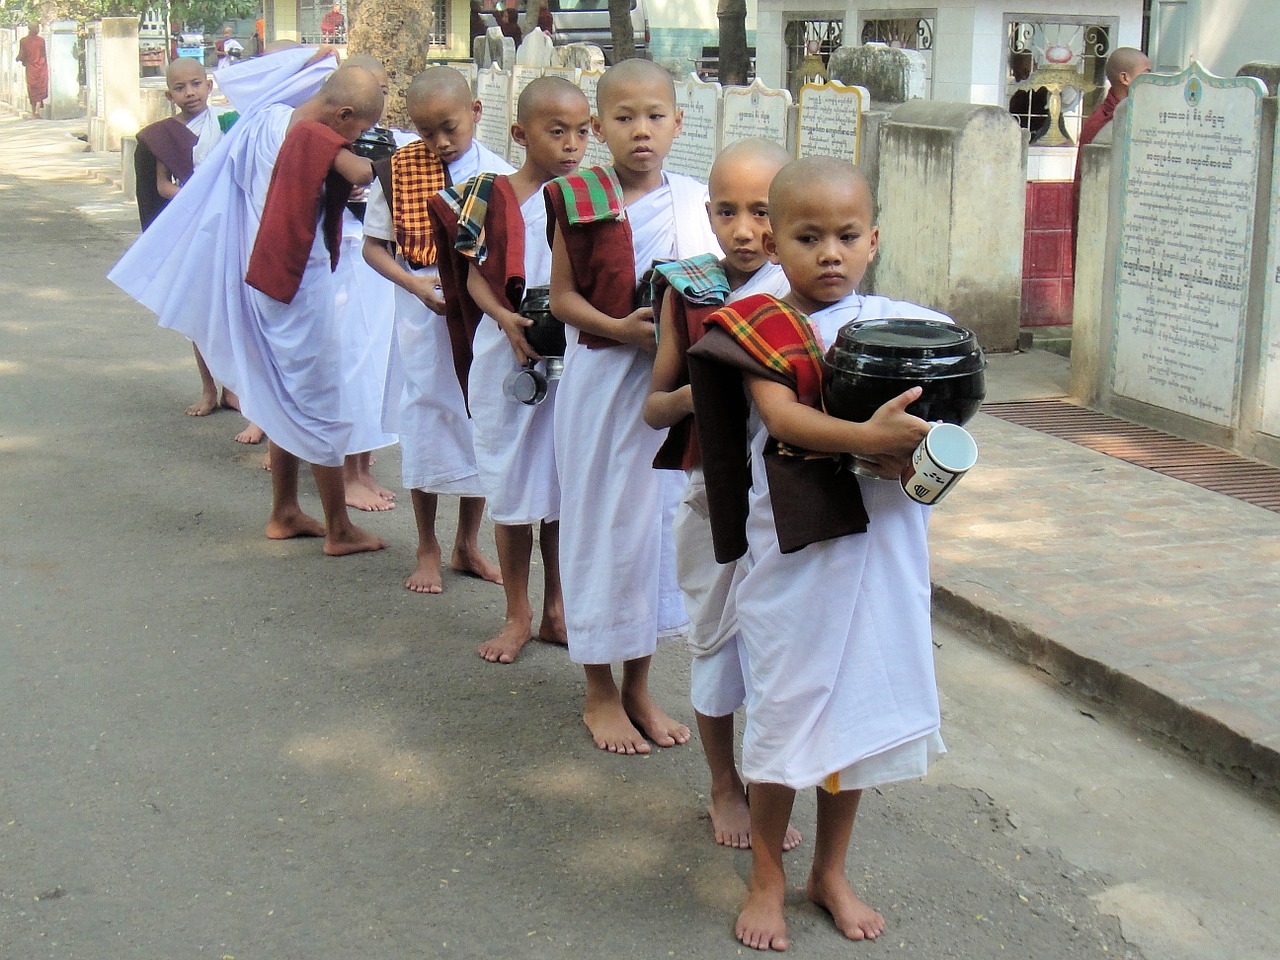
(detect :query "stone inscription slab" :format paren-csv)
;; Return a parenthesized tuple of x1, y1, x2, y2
(667, 75, 720, 180)
(1260, 118, 1280, 437)
(720, 79, 791, 151)
(508, 64, 545, 165)
(797, 81, 866, 163)
(577, 69, 612, 170)
(475, 67, 511, 161)
(1111, 63, 1265, 426)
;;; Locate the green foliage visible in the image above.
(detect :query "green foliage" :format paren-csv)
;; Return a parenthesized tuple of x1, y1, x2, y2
(2, 0, 254, 33)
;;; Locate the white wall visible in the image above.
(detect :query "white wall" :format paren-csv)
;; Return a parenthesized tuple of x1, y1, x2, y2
(1152, 0, 1280, 79)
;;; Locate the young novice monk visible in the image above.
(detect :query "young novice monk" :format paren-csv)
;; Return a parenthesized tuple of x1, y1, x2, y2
(135, 57, 252, 427)
(362, 66, 507, 593)
(546, 58, 719, 753)
(643, 137, 799, 850)
(689, 157, 946, 949)
(429, 76, 590, 662)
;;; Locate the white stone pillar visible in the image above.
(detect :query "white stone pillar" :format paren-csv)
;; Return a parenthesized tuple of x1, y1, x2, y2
(101, 16, 141, 151)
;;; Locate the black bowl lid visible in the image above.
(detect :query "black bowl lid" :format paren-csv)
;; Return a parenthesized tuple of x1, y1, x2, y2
(834, 318, 976, 358)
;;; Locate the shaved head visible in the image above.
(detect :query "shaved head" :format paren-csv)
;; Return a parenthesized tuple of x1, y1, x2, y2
(165, 57, 205, 84)
(320, 64, 385, 124)
(1105, 47, 1152, 90)
(517, 75, 589, 124)
(343, 53, 388, 86)
(770, 156, 874, 226)
(596, 57, 676, 113)
(405, 66, 472, 112)
(711, 138, 791, 183)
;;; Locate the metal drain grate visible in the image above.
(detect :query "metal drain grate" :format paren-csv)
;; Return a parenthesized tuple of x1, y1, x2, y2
(981, 399, 1280, 512)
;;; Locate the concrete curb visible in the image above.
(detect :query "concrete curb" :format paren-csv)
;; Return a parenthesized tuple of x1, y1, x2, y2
(932, 580, 1280, 802)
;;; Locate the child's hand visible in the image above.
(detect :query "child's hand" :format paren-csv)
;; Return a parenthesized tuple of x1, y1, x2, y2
(617, 305, 657, 353)
(859, 386, 929, 460)
(496, 309, 539, 366)
(407, 273, 445, 313)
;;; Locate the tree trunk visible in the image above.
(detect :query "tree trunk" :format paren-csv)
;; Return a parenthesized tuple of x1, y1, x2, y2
(346, 0, 431, 130)
(608, 0, 635, 62)
(717, 0, 748, 86)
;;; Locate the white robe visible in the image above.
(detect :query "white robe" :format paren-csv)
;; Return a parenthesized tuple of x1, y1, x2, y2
(554, 171, 719, 665)
(467, 189, 560, 525)
(675, 260, 789, 717)
(364, 141, 514, 492)
(187, 106, 223, 168)
(736, 293, 949, 791)
(108, 50, 356, 466)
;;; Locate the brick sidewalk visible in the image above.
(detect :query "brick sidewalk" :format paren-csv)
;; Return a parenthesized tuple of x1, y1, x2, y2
(933, 352, 1280, 797)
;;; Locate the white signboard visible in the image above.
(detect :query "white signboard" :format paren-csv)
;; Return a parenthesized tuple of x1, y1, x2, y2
(797, 81, 867, 164)
(577, 69, 612, 170)
(720, 79, 791, 151)
(666, 75, 720, 180)
(1111, 63, 1265, 426)
(475, 66, 511, 161)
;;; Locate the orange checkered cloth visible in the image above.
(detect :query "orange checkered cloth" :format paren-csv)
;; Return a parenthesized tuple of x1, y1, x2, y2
(390, 140, 448, 267)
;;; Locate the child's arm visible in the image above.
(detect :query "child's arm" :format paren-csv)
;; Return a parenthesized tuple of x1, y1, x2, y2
(466, 264, 539, 365)
(362, 236, 446, 313)
(332, 147, 374, 187)
(747, 376, 929, 478)
(549, 227, 655, 352)
(643, 287, 693, 429)
(155, 159, 179, 200)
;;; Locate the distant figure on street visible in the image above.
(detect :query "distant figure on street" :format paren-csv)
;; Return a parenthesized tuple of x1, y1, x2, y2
(321, 2, 346, 41)
(1072, 46, 1152, 254)
(16, 22, 48, 118)
(215, 26, 244, 70)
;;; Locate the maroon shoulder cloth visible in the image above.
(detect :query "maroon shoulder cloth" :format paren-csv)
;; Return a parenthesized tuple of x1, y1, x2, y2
(134, 117, 198, 230)
(542, 171, 635, 349)
(245, 120, 353, 304)
(688, 293, 868, 563)
(651, 280, 720, 472)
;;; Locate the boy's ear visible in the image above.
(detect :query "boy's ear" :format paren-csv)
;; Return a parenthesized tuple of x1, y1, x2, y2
(164, 89, 176, 103)
(471, 98, 483, 123)
(672, 107, 683, 138)
(591, 113, 604, 142)
(704, 198, 712, 228)
(510, 120, 528, 147)
(763, 229, 780, 264)
(867, 225, 879, 263)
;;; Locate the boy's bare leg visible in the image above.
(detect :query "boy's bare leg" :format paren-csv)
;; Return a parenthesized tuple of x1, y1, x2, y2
(310, 462, 387, 556)
(536, 520, 567, 645)
(805, 788, 884, 941)
(220, 386, 242, 411)
(355, 451, 396, 501)
(450, 496, 502, 583)
(186, 343, 219, 416)
(264, 441, 324, 540)
(405, 488, 444, 593)
(583, 663, 650, 754)
(736, 781, 796, 951)
(479, 523, 534, 664)
(620, 655, 691, 747)
(343, 453, 394, 512)
(696, 713, 802, 851)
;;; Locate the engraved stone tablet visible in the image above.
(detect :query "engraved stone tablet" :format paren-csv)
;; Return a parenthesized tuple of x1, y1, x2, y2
(509, 64, 545, 165)
(1259, 118, 1280, 437)
(797, 81, 867, 163)
(720, 79, 792, 151)
(578, 69, 612, 170)
(476, 67, 512, 162)
(667, 75, 720, 179)
(1111, 63, 1265, 426)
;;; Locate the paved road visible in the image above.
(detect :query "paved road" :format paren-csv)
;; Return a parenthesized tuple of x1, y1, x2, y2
(2, 115, 1278, 959)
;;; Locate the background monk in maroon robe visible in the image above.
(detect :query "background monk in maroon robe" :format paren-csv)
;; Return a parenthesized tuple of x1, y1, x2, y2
(16, 23, 48, 118)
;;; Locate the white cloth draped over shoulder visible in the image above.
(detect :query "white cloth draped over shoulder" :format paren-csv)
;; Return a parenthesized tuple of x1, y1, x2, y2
(467, 188, 561, 525)
(735, 293, 949, 791)
(108, 49, 355, 465)
(554, 171, 719, 666)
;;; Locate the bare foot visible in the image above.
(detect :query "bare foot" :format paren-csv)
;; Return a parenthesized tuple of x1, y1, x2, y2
(478, 616, 533, 664)
(185, 390, 219, 417)
(736, 884, 789, 951)
(536, 608, 568, 646)
(220, 387, 241, 411)
(261, 452, 271, 472)
(450, 545, 503, 585)
(324, 524, 387, 557)
(363, 477, 397, 501)
(346, 482, 395, 512)
(712, 790, 802, 850)
(234, 422, 265, 445)
(584, 698, 651, 755)
(622, 689, 691, 748)
(266, 511, 325, 540)
(405, 544, 444, 594)
(806, 872, 884, 942)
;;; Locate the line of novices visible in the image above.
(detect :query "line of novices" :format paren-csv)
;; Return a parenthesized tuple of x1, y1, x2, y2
(126, 47, 947, 953)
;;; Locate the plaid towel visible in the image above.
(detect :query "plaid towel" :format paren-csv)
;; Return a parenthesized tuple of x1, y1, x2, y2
(436, 172, 498, 264)
(391, 140, 448, 267)
(706, 293, 825, 409)
(653, 254, 730, 306)
(550, 165, 624, 225)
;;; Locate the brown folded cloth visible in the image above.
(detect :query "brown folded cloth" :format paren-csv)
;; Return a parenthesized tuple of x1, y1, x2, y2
(135, 117, 197, 229)
(245, 120, 352, 304)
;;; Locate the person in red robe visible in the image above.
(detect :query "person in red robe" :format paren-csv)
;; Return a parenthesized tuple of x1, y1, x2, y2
(320, 3, 346, 40)
(1072, 47, 1152, 253)
(16, 23, 48, 118)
